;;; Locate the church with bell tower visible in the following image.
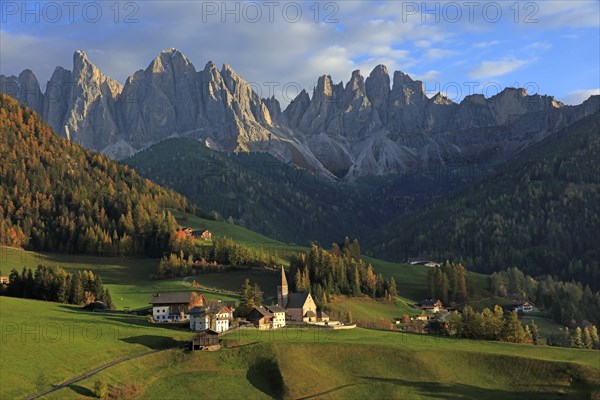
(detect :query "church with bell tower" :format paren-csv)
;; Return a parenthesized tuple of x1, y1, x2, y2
(276, 266, 317, 322)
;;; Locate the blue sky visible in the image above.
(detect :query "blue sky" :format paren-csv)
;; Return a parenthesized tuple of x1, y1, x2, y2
(1, 0, 598, 105)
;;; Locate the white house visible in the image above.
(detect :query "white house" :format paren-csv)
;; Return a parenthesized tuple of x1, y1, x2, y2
(189, 301, 235, 333)
(149, 292, 205, 322)
(266, 305, 286, 329)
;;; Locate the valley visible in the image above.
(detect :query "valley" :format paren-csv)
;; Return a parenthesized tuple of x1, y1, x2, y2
(1, 3, 599, 396)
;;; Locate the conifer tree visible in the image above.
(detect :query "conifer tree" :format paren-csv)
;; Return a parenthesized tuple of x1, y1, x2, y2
(528, 320, 541, 345)
(502, 311, 526, 343)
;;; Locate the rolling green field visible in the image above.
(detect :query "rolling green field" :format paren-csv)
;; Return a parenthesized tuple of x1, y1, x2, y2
(0, 246, 239, 310)
(169, 210, 306, 259)
(37, 324, 600, 400)
(0, 234, 592, 400)
(0, 297, 194, 400)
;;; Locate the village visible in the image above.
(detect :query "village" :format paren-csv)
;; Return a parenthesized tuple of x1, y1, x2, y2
(146, 261, 538, 351)
(148, 266, 357, 350)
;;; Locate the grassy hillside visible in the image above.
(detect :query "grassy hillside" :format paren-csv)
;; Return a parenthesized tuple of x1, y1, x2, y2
(0, 297, 191, 400)
(0, 246, 239, 309)
(39, 326, 600, 400)
(368, 112, 600, 288)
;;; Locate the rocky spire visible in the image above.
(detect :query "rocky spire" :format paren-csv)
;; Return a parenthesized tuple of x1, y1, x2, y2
(366, 65, 390, 124)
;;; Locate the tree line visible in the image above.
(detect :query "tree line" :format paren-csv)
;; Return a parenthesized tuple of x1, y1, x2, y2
(1, 265, 114, 308)
(289, 238, 398, 309)
(547, 325, 600, 350)
(155, 236, 279, 279)
(488, 267, 600, 327)
(427, 261, 474, 305)
(0, 95, 197, 258)
(441, 306, 542, 344)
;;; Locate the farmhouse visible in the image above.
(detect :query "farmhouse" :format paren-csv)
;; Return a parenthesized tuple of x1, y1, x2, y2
(149, 292, 205, 322)
(0, 276, 9, 284)
(189, 301, 234, 333)
(417, 299, 444, 313)
(277, 266, 318, 322)
(247, 306, 274, 330)
(193, 229, 212, 241)
(509, 301, 535, 313)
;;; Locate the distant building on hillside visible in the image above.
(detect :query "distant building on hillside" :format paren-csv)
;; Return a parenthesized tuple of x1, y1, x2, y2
(509, 301, 535, 313)
(277, 266, 318, 322)
(181, 227, 193, 236)
(193, 229, 212, 241)
(0, 276, 9, 285)
(407, 259, 440, 268)
(417, 299, 444, 313)
(149, 292, 206, 322)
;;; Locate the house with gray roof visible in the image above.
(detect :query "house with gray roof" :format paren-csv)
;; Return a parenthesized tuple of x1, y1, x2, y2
(149, 292, 205, 322)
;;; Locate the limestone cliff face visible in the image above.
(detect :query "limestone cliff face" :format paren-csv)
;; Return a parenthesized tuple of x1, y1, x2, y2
(0, 70, 44, 116)
(2, 50, 599, 180)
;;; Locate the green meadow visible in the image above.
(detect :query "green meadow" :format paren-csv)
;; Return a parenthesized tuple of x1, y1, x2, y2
(0, 297, 194, 400)
(36, 325, 600, 400)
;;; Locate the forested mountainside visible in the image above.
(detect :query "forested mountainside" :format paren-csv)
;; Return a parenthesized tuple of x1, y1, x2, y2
(126, 137, 485, 245)
(0, 95, 196, 257)
(125, 138, 367, 244)
(367, 112, 600, 289)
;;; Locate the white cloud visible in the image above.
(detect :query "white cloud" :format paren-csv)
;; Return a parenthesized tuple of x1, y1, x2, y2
(535, 1, 600, 28)
(524, 42, 553, 50)
(0, 0, 597, 108)
(423, 48, 457, 59)
(411, 70, 440, 82)
(561, 89, 600, 105)
(473, 41, 501, 49)
(415, 40, 432, 48)
(470, 58, 530, 79)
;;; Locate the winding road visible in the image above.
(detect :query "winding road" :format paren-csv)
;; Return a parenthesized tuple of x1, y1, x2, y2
(25, 345, 186, 400)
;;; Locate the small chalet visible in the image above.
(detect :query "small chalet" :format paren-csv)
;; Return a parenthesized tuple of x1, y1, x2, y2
(191, 329, 220, 351)
(149, 292, 205, 322)
(247, 307, 274, 330)
(0, 276, 9, 285)
(509, 301, 535, 313)
(189, 301, 235, 333)
(417, 299, 444, 313)
(193, 229, 212, 241)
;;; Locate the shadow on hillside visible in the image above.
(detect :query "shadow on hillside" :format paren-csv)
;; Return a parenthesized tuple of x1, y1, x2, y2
(66, 384, 95, 398)
(121, 335, 182, 350)
(246, 357, 286, 400)
(359, 377, 585, 400)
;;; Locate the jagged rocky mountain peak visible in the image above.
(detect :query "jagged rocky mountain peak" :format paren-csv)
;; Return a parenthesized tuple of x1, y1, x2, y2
(1, 53, 598, 180)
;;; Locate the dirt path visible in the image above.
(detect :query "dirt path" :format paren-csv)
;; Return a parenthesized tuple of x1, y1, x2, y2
(25, 345, 185, 400)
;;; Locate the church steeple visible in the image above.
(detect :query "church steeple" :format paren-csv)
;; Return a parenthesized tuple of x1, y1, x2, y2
(277, 266, 289, 308)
